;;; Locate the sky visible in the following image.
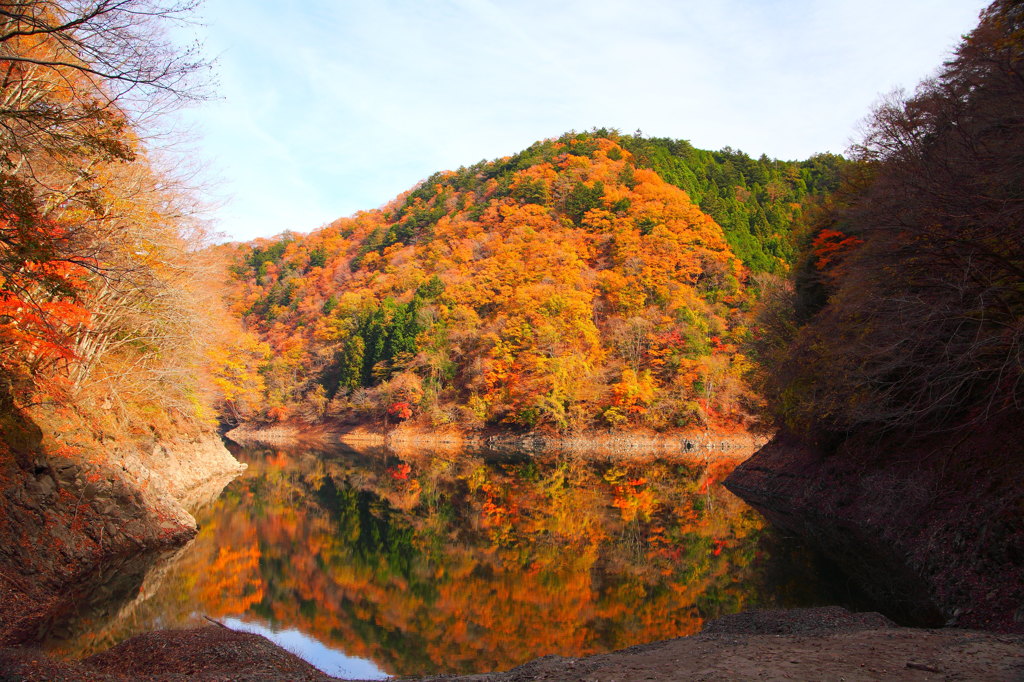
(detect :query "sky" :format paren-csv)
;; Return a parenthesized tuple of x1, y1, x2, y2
(173, 0, 989, 242)
(223, 618, 388, 679)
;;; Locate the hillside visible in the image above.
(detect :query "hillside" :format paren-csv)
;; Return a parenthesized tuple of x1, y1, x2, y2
(618, 135, 845, 273)
(729, 0, 1024, 632)
(0, 0, 246, 647)
(224, 133, 839, 433)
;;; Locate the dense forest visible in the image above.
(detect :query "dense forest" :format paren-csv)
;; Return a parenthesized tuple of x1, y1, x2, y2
(0, 0, 1021, 678)
(223, 133, 843, 433)
(0, 1, 235, 451)
(752, 0, 1023, 446)
(617, 136, 845, 274)
(0, 0, 1015, 470)
(0, 1, 850, 443)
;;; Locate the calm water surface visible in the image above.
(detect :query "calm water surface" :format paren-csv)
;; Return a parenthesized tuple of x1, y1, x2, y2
(44, 443, 841, 677)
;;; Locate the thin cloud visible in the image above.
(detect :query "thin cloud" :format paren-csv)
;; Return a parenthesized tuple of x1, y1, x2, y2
(181, 0, 988, 241)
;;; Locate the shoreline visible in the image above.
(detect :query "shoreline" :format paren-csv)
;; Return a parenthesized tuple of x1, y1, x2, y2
(223, 421, 769, 456)
(0, 422, 247, 648)
(725, 424, 1024, 633)
(5, 422, 1021, 679)
(3, 606, 1021, 680)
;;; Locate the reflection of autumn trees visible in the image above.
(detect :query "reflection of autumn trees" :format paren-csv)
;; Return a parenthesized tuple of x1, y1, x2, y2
(198, 535, 264, 618)
(121, 447, 785, 676)
(47, 445, 834, 672)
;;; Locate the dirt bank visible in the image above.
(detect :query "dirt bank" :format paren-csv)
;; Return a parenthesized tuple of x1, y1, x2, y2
(2, 607, 1021, 680)
(0, 399, 246, 646)
(225, 421, 767, 457)
(725, 420, 1024, 633)
(0, 625, 332, 681)
(40, 471, 243, 655)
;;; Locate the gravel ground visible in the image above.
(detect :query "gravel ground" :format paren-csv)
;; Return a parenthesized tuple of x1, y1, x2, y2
(1, 607, 1022, 681)
(413, 608, 1024, 681)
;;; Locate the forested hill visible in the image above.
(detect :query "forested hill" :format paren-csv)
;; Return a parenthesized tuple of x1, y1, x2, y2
(617, 135, 845, 273)
(220, 133, 841, 432)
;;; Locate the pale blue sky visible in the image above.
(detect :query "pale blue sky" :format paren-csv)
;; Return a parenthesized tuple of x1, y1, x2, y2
(223, 618, 388, 679)
(176, 0, 988, 242)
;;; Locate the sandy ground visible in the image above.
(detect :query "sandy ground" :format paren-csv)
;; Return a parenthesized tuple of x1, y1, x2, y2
(1, 608, 1022, 681)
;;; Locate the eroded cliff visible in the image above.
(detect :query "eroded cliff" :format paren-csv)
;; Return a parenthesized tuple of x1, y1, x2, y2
(725, 420, 1024, 633)
(0, 396, 245, 645)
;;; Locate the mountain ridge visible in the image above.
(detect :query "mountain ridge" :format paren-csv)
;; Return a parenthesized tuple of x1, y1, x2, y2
(219, 132, 841, 433)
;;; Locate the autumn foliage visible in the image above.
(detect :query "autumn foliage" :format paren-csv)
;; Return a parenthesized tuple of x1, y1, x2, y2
(229, 135, 772, 432)
(0, 1, 230, 439)
(752, 0, 1024, 442)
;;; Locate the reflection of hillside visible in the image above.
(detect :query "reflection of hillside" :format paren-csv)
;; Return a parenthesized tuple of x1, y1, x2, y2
(51, 445, 837, 676)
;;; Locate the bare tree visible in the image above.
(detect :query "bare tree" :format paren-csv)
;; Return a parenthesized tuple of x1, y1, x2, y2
(759, 0, 1024, 441)
(0, 0, 211, 170)
(0, 0, 218, 419)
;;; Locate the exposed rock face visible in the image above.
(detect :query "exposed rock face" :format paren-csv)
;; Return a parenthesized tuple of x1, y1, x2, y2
(724, 425, 1024, 633)
(112, 436, 246, 514)
(0, 410, 245, 645)
(40, 471, 242, 654)
(224, 422, 312, 446)
(475, 429, 767, 456)
(227, 419, 768, 457)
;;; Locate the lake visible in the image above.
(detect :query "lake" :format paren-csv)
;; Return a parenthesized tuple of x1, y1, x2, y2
(42, 442, 846, 678)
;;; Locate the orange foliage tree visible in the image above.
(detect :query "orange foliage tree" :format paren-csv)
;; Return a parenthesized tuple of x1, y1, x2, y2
(228, 134, 759, 432)
(0, 1, 228, 438)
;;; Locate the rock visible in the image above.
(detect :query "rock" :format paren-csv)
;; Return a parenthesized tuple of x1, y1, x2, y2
(0, 430, 245, 647)
(36, 474, 55, 497)
(52, 462, 78, 486)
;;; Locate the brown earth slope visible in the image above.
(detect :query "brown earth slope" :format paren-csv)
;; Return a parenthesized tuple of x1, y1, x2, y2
(725, 419, 1024, 633)
(0, 394, 245, 646)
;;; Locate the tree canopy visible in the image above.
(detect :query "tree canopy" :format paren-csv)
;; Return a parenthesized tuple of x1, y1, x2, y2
(0, 0, 223, 436)
(227, 134, 784, 432)
(753, 0, 1024, 443)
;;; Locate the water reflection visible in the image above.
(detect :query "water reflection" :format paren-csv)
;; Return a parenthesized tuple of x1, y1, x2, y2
(45, 443, 838, 676)
(224, 618, 387, 680)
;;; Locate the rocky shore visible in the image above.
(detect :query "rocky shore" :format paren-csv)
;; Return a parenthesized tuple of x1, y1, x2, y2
(0, 414, 246, 646)
(224, 421, 768, 457)
(4, 410, 1022, 679)
(724, 421, 1024, 633)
